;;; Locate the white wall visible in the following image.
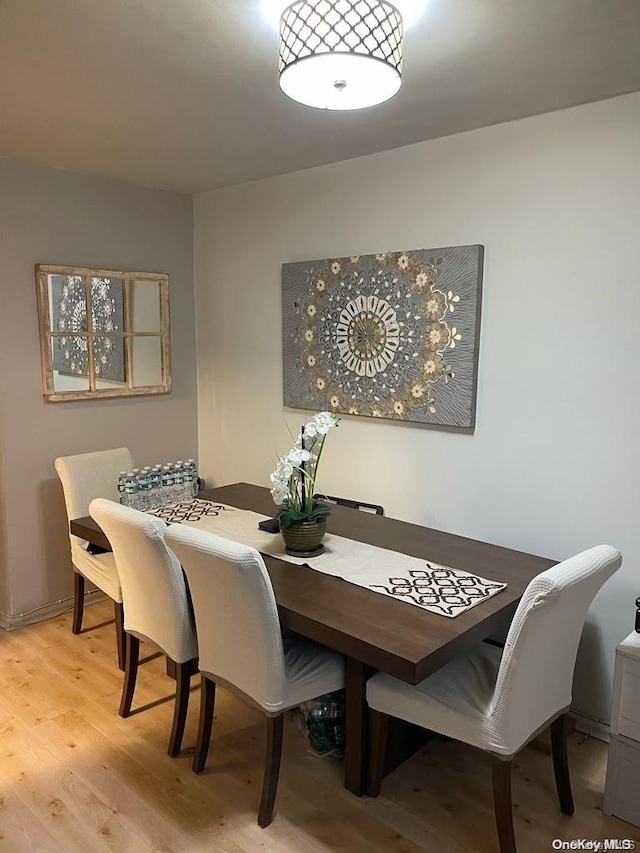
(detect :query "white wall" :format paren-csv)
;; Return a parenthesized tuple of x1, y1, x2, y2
(194, 93, 640, 723)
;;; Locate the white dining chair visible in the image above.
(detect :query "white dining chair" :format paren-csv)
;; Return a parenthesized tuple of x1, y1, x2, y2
(55, 447, 134, 669)
(90, 499, 198, 757)
(165, 523, 345, 827)
(366, 544, 622, 853)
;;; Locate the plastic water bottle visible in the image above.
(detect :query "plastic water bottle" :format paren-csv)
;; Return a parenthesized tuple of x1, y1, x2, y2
(173, 462, 186, 502)
(143, 467, 154, 507)
(123, 471, 138, 509)
(117, 472, 127, 504)
(187, 458, 198, 498)
(182, 459, 195, 500)
(173, 462, 185, 501)
(137, 469, 152, 511)
(149, 466, 162, 509)
(182, 459, 195, 501)
(161, 465, 175, 504)
(297, 691, 345, 758)
(133, 469, 144, 509)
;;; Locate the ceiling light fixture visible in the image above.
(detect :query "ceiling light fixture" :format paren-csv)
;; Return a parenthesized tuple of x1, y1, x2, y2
(263, 0, 425, 32)
(278, 0, 404, 110)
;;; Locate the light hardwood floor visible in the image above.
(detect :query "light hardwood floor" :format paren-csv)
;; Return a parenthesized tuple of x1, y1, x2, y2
(0, 599, 638, 853)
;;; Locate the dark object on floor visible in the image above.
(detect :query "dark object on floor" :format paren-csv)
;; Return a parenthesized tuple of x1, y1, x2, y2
(296, 690, 345, 759)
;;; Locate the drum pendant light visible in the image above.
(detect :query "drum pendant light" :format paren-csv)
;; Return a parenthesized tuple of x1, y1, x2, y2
(278, 0, 403, 110)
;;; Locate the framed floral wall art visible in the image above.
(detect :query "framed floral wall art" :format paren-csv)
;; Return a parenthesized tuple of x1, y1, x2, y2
(282, 245, 484, 428)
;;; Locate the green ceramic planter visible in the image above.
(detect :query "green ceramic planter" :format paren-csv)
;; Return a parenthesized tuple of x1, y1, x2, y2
(280, 518, 327, 557)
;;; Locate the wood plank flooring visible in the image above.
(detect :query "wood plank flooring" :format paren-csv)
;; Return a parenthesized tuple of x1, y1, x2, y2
(0, 600, 638, 852)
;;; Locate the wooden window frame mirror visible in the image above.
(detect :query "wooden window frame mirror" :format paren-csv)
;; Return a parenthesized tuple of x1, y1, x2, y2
(35, 264, 171, 402)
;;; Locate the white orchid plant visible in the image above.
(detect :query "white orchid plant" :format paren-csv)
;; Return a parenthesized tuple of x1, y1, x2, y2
(270, 411, 340, 529)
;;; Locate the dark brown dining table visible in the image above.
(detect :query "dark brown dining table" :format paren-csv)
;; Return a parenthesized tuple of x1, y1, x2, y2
(70, 481, 556, 797)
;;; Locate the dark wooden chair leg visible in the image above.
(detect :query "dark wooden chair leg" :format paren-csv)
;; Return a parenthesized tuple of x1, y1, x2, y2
(492, 756, 517, 853)
(551, 714, 574, 815)
(119, 632, 140, 718)
(168, 659, 193, 758)
(114, 601, 125, 672)
(367, 708, 390, 797)
(72, 573, 85, 634)
(257, 713, 284, 828)
(193, 676, 216, 773)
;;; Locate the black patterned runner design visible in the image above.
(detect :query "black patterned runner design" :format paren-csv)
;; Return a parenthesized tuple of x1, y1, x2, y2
(149, 499, 229, 525)
(370, 565, 506, 617)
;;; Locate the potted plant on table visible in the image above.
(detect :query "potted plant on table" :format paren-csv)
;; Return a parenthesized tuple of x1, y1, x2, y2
(270, 411, 339, 556)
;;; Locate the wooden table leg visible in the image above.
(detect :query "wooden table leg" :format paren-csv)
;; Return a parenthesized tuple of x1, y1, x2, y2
(344, 657, 374, 796)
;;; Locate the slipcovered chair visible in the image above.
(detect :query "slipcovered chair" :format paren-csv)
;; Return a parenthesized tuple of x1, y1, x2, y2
(366, 544, 622, 853)
(165, 523, 345, 827)
(55, 447, 133, 669)
(90, 499, 198, 757)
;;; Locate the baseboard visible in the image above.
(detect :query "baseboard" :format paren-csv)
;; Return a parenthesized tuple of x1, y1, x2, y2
(571, 710, 610, 743)
(0, 590, 107, 631)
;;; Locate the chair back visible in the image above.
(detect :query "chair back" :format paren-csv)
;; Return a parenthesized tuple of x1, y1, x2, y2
(165, 524, 287, 714)
(313, 494, 385, 515)
(489, 544, 621, 752)
(89, 499, 196, 664)
(55, 447, 133, 546)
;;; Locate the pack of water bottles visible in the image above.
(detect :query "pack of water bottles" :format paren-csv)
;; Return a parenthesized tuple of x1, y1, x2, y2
(117, 460, 198, 511)
(295, 690, 345, 759)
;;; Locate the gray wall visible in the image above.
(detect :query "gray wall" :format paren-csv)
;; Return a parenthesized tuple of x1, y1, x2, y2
(0, 420, 10, 615)
(194, 93, 640, 724)
(0, 159, 197, 620)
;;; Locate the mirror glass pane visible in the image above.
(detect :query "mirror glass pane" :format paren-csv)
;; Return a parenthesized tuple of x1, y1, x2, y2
(132, 336, 163, 386)
(50, 336, 90, 392)
(131, 280, 161, 332)
(90, 277, 125, 333)
(93, 335, 127, 388)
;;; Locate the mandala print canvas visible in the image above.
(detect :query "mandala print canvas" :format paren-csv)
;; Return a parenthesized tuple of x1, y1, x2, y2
(283, 246, 483, 428)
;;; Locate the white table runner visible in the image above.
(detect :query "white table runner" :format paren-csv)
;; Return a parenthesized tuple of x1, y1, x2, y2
(150, 499, 506, 618)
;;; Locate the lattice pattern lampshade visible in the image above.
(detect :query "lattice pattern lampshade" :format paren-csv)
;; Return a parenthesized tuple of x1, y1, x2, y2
(279, 0, 403, 110)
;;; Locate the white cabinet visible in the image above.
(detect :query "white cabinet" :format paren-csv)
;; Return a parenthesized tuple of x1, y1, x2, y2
(604, 632, 640, 827)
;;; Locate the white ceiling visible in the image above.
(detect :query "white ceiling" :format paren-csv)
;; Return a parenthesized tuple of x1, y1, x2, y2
(1, 0, 639, 194)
